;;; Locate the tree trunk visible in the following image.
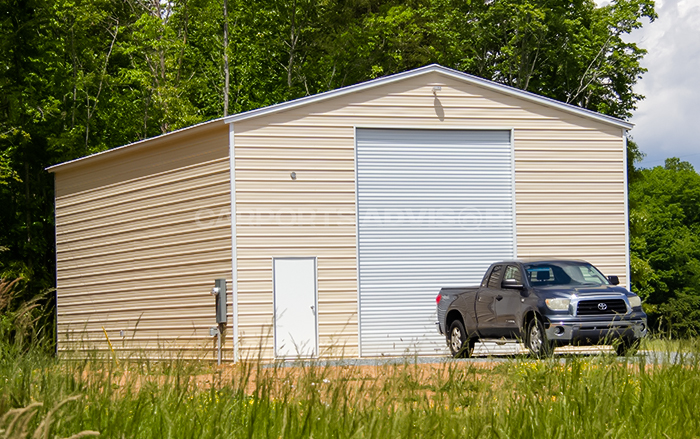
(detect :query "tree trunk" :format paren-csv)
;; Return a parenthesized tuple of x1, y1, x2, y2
(25, 161, 30, 244)
(287, 0, 297, 89)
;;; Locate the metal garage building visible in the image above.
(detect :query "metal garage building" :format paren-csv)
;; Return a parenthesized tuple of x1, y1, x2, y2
(48, 64, 633, 361)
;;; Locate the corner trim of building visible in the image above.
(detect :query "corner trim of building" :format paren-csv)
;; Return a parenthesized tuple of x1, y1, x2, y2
(229, 123, 239, 362)
(510, 128, 518, 259)
(353, 126, 363, 358)
(53, 176, 59, 357)
(623, 130, 631, 290)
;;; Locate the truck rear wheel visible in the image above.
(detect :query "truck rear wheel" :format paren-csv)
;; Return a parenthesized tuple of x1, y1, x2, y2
(526, 318, 553, 358)
(448, 320, 475, 358)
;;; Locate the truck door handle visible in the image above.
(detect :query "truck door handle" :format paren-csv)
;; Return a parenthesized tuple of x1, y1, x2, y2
(496, 295, 503, 301)
(310, 305, 315, 314)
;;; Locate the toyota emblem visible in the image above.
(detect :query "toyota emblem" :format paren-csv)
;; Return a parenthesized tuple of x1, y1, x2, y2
(598, 302, 608, 311)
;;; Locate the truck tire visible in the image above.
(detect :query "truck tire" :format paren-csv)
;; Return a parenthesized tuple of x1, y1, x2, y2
(526, 317, 553, 358)
(614, 338, 640, 356)
(448, 320, 475, 358)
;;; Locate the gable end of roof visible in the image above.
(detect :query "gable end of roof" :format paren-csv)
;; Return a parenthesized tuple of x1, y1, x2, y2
(224, 64, 633, 130)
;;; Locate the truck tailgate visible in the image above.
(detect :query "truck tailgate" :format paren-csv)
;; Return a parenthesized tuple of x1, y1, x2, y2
(437, 286, 479, 334)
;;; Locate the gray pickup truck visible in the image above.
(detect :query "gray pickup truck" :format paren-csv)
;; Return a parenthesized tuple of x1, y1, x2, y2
(436, 260, 647, 357)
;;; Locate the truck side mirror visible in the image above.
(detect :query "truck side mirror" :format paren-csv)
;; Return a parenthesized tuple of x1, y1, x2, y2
(502, 279, 523, 289)
(608, 275, 620, 285)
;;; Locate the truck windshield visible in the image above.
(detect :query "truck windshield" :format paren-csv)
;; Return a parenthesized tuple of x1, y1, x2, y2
(524, 262, 610, 287)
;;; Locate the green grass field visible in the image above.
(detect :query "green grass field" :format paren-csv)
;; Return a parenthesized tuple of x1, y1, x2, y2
(2, 341, 700, 439)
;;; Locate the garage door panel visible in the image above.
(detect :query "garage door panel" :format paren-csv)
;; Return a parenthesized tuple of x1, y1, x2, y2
(356, 128, 516, 356)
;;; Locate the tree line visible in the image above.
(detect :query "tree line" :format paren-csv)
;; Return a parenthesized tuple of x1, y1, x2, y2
(4, 0, 697, 339)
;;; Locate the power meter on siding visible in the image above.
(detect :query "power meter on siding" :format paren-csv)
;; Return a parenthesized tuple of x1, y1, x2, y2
(211, 278, 227, 324)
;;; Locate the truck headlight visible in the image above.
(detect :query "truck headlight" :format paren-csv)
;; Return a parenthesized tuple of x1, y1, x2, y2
(628, 295, 642, 308)
(545, 298, 570, 311)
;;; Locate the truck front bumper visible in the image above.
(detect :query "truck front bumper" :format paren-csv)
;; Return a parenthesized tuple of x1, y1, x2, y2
(544, 312, 647, 345)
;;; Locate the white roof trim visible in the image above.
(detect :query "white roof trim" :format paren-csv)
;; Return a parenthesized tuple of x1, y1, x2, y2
(47, 117, 226, 172)
(224, 64, 633, 130)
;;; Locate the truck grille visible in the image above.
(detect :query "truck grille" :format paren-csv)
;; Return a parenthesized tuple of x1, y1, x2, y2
(577, 299, 627, 315)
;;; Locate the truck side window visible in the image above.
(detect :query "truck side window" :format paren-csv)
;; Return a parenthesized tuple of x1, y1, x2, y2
(487, 265, 503, 289)
(504, 265, 522, 283)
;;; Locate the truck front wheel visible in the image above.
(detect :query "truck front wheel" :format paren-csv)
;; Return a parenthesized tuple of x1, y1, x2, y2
(448, 320, 475, 358)
(526, 318, 553, 358)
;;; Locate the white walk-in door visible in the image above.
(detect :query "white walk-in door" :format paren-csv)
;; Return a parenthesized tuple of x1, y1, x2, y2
(356, 128, 516, 356)
(273, 257, 318, 358)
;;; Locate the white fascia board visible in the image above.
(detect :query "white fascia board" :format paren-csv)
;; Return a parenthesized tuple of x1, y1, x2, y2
(46, 117, 226, 173)
(224, 64, 634, 130)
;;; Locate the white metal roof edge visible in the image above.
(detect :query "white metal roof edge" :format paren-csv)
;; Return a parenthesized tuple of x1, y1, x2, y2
(46, 117, 226, 173)
(223, 64, 634, 130)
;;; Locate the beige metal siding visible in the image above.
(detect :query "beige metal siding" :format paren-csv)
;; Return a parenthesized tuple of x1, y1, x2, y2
(54, 122, 233, 360)
(233, 71, 627, 358)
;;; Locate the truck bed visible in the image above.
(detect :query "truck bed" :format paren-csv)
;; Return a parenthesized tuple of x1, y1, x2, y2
(437, 286, 479, 335)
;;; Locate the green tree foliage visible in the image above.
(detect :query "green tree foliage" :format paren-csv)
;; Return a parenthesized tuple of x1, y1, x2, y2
(629, 158, 700, 336)
(0, 0, 658, 334)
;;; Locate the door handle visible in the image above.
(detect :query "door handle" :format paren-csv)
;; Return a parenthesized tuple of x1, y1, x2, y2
(496, 295, 503, 301)
(310, 305, 315, 314)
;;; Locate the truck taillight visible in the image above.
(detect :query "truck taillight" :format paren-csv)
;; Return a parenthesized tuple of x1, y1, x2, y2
(436, 294, 442, 304)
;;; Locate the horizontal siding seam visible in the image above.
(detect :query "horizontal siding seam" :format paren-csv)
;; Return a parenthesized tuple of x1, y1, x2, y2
(58, 303, 215, 316)
(517, 212, 624, 215)
(236, 180, 356, 185)
(57, 199, 230, 236)
(515, 158, 622, 163)
(57, 224, 229, 255)
(236, 189, 355, 194)
(58, 314, 220, 324)
(58, 292, 217, 306)
(514, 170, 622, 174)
(516, 200, 624, 205)
(516, 190, 623, 194)
(236, 155, 354, 161)
(57, 179, 230, 219)
(57, 245, 231, 272)
(57, 169, 230, 213)
(517, 242, 626, 246)
(56, 325, 220, 332)
(57, 216, 231, 245)
(57, 256, 233, 281)
(236, 133, 354, 139)
(57, 235, 229, 263)
(56, 347, 215, 352)
(56, 156, 230, 202)
(237, 244, 355, 249)
(516, 222, 622, 226)
(516, 180, 624, 183)
(237, 234, 356, 239)
(518, 232, 623, 236)
(58, 338, 226, 344)
(57, 283, 218, 299)
(234, 200, 354, 205)
(57, 192, 230, 227)
(239, 277, 356, 283)
(57, 268, 230, 289)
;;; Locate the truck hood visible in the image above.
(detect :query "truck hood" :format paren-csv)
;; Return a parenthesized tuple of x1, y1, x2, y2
(532, 284, 629, 297)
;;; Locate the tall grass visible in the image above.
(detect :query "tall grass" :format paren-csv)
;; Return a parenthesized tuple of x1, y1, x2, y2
(2, 344, 700, 438)
(3, 275, 700, 438)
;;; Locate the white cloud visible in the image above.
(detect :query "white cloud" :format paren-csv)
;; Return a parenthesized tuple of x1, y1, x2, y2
(627, 0, 700, 169)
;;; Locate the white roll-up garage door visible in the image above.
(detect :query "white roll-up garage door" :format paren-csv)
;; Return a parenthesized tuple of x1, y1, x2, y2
(356, 128, 516, 356)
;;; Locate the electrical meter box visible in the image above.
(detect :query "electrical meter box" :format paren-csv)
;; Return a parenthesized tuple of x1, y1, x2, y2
(212, 278, 227, 324)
